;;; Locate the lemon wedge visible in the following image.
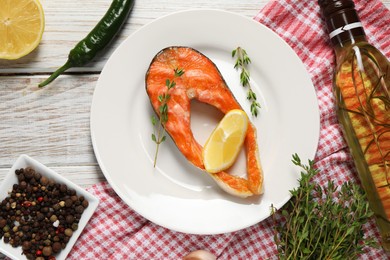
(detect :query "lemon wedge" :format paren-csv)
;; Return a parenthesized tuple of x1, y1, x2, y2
(0, 0, 45, 60)
(202, 109, 249, 173)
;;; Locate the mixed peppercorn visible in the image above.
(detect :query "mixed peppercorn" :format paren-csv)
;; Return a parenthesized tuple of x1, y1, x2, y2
(0, 167, 89, 259)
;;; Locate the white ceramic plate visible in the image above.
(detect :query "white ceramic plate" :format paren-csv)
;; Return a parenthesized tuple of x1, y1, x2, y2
(0, 155, 99, 260)
(90, 9, 320, 235)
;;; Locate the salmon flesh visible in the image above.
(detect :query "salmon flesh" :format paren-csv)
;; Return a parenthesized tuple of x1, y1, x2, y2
(145, 46, 264, 198)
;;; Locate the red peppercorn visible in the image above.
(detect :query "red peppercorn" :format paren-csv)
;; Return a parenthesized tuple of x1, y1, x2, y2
(48, 256, 56, 260)
(37, 196, 43, 202)
(23, 201, 32, 207)
(56, 227, 64, 234)
(36, 249, 42, 256)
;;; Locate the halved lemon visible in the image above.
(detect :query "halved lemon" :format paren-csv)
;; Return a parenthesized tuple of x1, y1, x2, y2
(202, 109, 249, 173)
(0, 0, 45, 60)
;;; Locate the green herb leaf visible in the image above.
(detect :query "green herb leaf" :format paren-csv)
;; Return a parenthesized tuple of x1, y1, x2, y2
(174, 68, 185, 77)
(151, 115, 157, 126)
(151, 67, 185, 167)
(169, 81, 176, 89)
(232, 46, 260, 117)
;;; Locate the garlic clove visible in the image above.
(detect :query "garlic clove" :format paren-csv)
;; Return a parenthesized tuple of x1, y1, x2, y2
(182, 250, 217, 260)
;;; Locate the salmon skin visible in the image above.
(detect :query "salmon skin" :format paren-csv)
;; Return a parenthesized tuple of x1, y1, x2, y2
(145, 46, 263, 198)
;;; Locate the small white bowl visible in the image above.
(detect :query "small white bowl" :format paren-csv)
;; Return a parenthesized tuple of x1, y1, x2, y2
(0, 155, 99, 260)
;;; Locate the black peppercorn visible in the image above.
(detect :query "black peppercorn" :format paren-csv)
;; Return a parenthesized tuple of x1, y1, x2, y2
(65, 198, 73, 207)
(52, 189, 59, 196)
(40, 176, 49, 186)
(22, 240, 31, 250)
(36, 213, 45, 221)
(71, 223, 78, 231)
(0, 218, 6, 228)
(52, 203, 61, 211)
(52, 241, 62, 253)
(26, 185, 32, 193)
(33, 172, 41, 180)
(75, 205, 85, 214)
(24, 168, 33, 180)
(59, 184, 67, 193)
(66, 215, 75, 224)
(29, 178, 37, 186)
(22, 225, 30, 232)
(82, 199, 89, 208)
(19, 181, 27, 190)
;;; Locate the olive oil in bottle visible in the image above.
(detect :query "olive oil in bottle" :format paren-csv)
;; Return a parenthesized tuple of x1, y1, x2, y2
(318, 0, 390, 251)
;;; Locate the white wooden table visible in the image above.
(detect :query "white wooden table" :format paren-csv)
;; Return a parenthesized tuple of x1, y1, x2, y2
(1, 0, 389, 259)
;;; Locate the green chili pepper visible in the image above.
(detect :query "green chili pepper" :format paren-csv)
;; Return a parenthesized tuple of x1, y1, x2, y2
(39, 0, 135, 87)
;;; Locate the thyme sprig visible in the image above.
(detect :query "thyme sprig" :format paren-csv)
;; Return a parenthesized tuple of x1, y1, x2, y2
(151, 68, 184, 167)
(272, 154, 377, 259)
(232, 47, 261, 117)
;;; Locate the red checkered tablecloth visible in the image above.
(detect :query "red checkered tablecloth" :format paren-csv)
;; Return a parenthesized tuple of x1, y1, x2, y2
(69, 0, 390, 259)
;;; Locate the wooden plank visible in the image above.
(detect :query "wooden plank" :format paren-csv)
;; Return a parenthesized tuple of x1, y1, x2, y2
(0, 0, 266, 74)
(0, 75, 98, 167)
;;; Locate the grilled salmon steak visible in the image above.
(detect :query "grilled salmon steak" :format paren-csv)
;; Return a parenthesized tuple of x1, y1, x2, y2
(145, 46, 264, 197)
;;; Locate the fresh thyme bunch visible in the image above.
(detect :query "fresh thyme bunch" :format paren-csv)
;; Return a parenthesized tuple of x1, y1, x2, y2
(273, 154, 377, 259)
